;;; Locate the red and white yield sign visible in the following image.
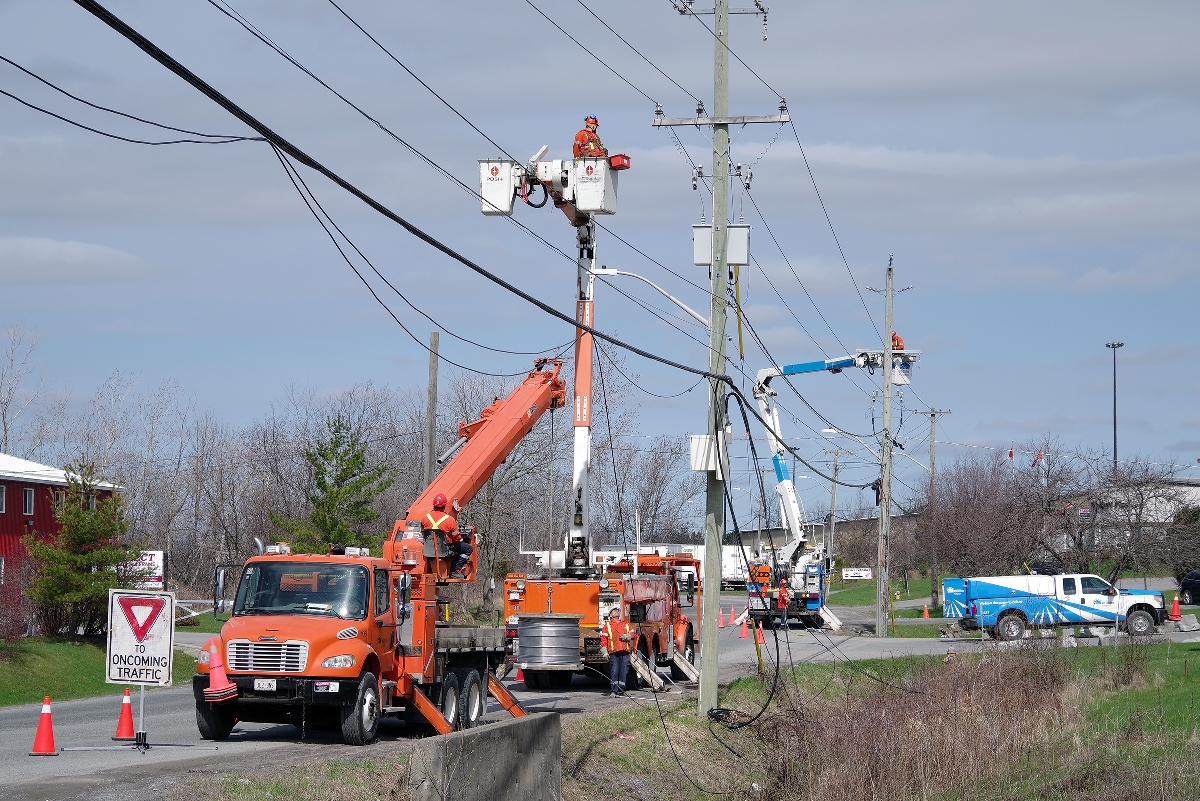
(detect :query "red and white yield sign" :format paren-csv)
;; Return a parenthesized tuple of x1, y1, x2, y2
(106, 589, 175, 686)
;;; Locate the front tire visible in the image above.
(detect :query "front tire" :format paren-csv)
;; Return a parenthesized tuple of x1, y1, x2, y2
(996, 614, 1026, 642)
(460, 670, 485, 728)
(340, 672, 380, 746)
(1125, 609, 1154, 637)
(195, 700, 236, 741)
(1182, 589, 1195, 605)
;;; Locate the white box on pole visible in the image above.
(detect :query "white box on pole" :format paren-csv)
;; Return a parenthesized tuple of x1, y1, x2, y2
(692, 224, 750, 266)
(106, 589, 175, 686)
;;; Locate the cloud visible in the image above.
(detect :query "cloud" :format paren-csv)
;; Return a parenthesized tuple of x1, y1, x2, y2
(0, 236, 158, 285)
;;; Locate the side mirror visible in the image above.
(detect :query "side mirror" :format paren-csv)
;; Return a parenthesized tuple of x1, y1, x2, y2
(395, 573, 412, 620)
(213, 567, 228, 621)
(686, 573, 696, 605)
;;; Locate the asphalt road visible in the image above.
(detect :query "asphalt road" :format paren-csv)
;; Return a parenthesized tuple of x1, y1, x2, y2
(4, 592, 1195, 800)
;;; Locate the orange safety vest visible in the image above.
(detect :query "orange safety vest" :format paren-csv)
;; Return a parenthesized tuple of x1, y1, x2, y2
(602, 620, 631, 654)
(573, 129, 607, 158)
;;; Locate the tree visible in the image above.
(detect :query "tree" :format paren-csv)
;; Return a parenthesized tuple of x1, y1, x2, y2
(269, 415, 395, 554)
(24, 463, 140, 636)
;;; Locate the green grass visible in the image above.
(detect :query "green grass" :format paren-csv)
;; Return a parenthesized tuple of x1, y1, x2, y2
(828, 576, 934, 606)
(0, 639, 197, 706)
(176, 612, 225, 634)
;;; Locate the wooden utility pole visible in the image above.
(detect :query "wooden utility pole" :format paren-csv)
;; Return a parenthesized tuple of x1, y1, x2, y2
(876, 259, 895, 638)
(823, 448, 852, 560)
(423, 331, 440, 488)
(659, 1, 786, 717)
(915, 409, 950, 607)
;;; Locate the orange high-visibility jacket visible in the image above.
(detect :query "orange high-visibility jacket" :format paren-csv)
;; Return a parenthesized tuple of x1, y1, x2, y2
(425, 511, 460, 543)
(573, 128, 607, 158)
(600, 619, 632, 654)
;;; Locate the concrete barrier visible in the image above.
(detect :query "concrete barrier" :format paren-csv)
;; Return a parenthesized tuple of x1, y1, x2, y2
(409, 712, 561, 801)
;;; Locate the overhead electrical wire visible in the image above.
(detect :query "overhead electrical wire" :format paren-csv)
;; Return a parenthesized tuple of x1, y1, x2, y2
(573, 0, 703, 106)
(72, 0, 870, 499)
(597, 341, 704, 399)
(0, 53, 259, 141)
(270, 144, 544, 377)
(272, 143, 574, 363)
(0, 87, 253, 145)
(523, 0, 660, 107)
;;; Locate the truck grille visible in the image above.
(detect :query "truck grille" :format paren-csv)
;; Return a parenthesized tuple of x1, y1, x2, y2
(226, 640, 309, 673)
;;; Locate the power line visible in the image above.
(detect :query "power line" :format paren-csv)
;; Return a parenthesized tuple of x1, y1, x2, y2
(270, 144, 539, 377)
(0, 54, 258, 141)
(523, 0, 660, 107)
(573, 0, 703, 105)
(597, 341, 703, 399)
(788, 121, 881, 339)
(73, 0, 859, 495)
(0, 87, 253, 146)
(322, 0, 519, 163)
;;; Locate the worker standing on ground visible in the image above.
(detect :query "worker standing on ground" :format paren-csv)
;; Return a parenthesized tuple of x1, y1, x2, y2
(573, 115, 608, 159)
(600, 606, 633, 696)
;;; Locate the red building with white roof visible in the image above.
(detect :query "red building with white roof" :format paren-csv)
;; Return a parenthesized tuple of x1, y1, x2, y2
(0, 453, 116, 583)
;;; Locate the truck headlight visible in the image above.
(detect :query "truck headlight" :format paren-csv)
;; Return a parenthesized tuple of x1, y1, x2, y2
(516, 579, 526, 590)
(322, 654, 356, 669)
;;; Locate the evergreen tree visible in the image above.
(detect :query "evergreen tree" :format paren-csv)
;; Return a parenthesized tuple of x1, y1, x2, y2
(24, 463, 140, 636)
(270, 415, 395, 553)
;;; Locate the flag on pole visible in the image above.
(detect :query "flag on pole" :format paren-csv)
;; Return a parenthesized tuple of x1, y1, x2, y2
(1031, 448, 1044, 468)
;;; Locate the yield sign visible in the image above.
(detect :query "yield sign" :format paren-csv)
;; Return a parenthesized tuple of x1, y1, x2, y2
(118, 596, 166, 643)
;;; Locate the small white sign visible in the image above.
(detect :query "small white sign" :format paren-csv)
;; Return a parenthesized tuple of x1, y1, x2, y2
(842, 568, 873, 581)
(127, 550, 165, 590)
(106, 590, 175, 686)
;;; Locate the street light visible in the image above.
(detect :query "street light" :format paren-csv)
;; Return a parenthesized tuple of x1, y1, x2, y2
(590, 268, 710, 327)
(1106, 342, 1124, 473)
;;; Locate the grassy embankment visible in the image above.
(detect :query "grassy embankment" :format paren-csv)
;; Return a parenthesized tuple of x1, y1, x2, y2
(167, 639, 1200, 801)
(0, 639, 197, 706)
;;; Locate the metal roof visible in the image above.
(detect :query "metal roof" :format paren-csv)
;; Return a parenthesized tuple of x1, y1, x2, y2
(0, 453, 119, 490)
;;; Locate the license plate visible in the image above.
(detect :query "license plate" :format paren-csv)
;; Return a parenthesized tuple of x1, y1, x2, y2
(254, 678, 277, 691)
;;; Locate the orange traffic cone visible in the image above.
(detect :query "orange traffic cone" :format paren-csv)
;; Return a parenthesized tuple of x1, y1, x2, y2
(203, 640, 238, 702)
(112, 688, 135, 741)
(1169, 594, 1182, 622)
(755, 623, 766, 644)
(922, 604, 930, 619)
(29, 696, 58, 756)
(515, 667, 524, 682)
(739, 617, 749, 639)
(728, 606, 736, 625)
(718, 607, 725, 629)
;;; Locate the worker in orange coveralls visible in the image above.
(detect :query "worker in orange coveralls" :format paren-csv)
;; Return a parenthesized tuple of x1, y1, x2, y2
(424, 493, 471, 578)
(599, 607, 633, 696)
(891, 330, 905, 350)
(573, 115, 608, 158)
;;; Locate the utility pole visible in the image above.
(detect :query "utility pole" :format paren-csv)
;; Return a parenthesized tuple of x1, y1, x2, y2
(699, 0, 732, 718)
(659, 0, 784, 717)
(876, 258, 895, 638)
(564, 222, 597, 577)
(1105, 342, 1123, 474)
(423, 331, 440, 488)
(823, 448, 851, 561)
(914, 409, 950, 607)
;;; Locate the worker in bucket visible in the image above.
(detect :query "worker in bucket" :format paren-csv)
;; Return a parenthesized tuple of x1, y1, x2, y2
(424, 491, 470, 577)
(600, 606, 633, 696)
(573, 115, 608, 159)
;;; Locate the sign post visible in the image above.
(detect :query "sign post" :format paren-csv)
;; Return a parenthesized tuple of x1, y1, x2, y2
(106, 589, 174, 748)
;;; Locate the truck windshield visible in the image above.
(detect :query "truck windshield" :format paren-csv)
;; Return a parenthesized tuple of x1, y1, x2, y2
(233, 562, 370, 620)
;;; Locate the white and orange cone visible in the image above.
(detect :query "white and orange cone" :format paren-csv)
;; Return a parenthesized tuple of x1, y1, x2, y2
(29, 696, 59, 756)
(203, 640, 238, 702)
(718, 607, 725, 629)
(112, 688, 136, 741)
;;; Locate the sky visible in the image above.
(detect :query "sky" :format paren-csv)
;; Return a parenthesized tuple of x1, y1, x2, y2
(1, 0, 1198, 529)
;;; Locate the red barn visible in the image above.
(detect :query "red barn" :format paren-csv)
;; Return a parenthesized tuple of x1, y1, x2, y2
(0, 454, 117, 585)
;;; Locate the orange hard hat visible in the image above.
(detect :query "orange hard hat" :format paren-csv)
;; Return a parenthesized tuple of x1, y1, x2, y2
(433, 493, 448, 508)
(585, 115, 599, 126)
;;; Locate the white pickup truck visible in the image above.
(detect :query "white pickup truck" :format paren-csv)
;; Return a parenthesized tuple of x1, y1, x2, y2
(960, 572, 1165, 640)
